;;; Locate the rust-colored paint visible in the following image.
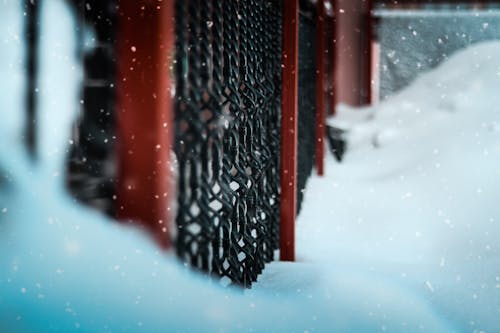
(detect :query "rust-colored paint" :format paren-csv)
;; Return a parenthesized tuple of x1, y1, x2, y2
(364, 0, 374, 105)
(328, 9, 336, 116)
(280, 0, 299, 262)
(115, 0, 175, 249)
(334, 0, 365, 106)
(315, 0, 326, 176)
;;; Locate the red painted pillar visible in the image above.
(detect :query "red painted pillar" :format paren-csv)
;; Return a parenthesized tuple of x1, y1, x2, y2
(115, 0, 175, 248)
(365, 0, 374, 105)
(328, 7, 336, 116)
(280, 0, 299, 262)
(315, 0, 326, 176)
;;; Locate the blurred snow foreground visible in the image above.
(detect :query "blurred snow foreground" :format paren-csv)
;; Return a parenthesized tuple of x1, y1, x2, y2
(0, 2, 499, 333)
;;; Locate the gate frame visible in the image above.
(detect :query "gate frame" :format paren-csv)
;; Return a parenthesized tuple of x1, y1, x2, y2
(280, 0, 300, 262)
(115, 0, 175, 248)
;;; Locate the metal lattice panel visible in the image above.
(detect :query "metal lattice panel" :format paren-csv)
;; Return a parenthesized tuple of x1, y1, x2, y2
(297, 11, 316, 214)
(174, 0, 282, 287)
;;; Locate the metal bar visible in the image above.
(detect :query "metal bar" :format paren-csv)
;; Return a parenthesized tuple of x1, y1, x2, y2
(280, 0, 299, 262)
(315, 0, 326, 176)
(115, 0, 175, 249)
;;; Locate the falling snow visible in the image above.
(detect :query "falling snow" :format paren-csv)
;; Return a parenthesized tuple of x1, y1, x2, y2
(1, 1, 500, 333)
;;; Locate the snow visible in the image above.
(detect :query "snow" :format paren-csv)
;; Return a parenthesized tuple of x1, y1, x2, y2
(0, 2, 314, 333)
(0, 0, 24, 166)
(260, 41, 500, 332)
(1, 1, 499, 332)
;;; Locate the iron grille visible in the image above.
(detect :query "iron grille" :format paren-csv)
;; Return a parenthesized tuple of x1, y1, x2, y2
(174, 0, 282, 287)
(297, 11, 316, 213)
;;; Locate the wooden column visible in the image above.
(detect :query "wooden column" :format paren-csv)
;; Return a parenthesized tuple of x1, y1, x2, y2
(280, 0, 299, 262)
(115, 0, 175, 248)
(328, 4, 336, 116)
(315, 0, 326, 176)
(364, 0, 374, 105)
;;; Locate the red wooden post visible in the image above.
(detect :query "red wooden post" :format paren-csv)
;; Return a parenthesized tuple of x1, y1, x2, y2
(365, 0, 374, 105)
(280, 0, 299, 262)
(115, 0, 175, 248)
(315, 0, 326, 176)
(328, 3, 336, 116)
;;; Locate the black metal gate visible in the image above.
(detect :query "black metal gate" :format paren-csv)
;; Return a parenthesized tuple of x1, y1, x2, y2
(173, 0, 282, 287)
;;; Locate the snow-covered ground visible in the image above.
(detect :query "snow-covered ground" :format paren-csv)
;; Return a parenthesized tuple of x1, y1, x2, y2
(1, 1, 499, 332)
(254, 41, 500, 332)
